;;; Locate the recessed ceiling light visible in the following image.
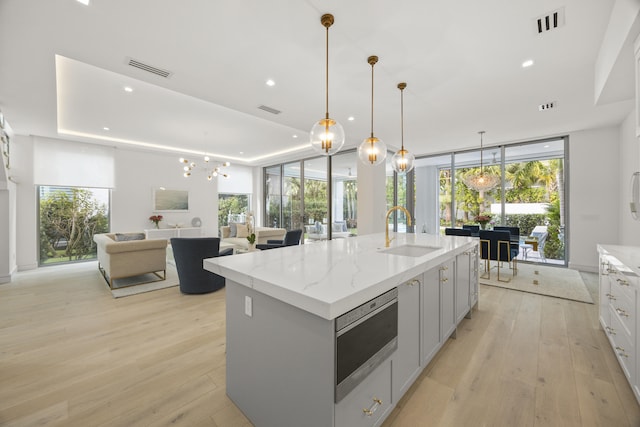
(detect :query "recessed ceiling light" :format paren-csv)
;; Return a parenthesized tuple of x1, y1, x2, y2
(266, 79, 275, 87)
(239, 151, 244, 155)
(124, 86, 133, 92)
(522, 59, 534, 68)
(544, 145, 550, 148)
(292, 134, 298, 139)
(77, 0, 90, 5)
(348, 116, 355, 121)
(103, 127, 110, 131)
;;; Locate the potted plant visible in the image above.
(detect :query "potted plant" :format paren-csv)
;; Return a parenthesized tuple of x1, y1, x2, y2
(246, 212, 256, 250)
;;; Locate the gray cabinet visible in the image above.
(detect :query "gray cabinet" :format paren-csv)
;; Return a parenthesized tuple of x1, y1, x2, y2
(440, 259, 456, 340)
(335, 358, 392, 427)
(455, 247, 479, 319)
(455, 251, 472, 323)
(392, 275, 421, 401)
(421, 267, 441, 366)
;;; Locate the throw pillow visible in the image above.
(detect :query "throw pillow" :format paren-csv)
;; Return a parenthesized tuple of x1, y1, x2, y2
(332, 223, 343, 232)
(236, 223, 249, 238)
(115, 232, 145, 241)
(229, 223, 238, 237)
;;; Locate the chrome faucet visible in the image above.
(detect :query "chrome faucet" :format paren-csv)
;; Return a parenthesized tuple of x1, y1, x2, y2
(385, 206, 412, 247)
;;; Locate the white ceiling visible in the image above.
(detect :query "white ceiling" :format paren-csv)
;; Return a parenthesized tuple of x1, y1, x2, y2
(0, 0, 636, 167)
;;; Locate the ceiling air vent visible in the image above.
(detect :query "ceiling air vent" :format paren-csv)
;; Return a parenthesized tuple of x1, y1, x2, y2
(534, 7, 565, 34)
(538, 102, 556, 111)
(125, 57, 173, 78)
(258, 105, 281, 115)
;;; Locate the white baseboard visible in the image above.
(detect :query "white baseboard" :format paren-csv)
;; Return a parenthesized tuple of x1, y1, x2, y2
(568, 262, 598, 273)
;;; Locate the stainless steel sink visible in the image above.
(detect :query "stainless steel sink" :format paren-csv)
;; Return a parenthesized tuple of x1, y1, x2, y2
(380, 244, 441, 257)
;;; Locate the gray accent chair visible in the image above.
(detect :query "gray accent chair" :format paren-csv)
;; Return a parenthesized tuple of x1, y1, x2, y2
(170, 237, 233, 294)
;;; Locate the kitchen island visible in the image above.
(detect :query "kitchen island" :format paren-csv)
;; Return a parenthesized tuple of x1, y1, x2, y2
(204, 232, 478, 427)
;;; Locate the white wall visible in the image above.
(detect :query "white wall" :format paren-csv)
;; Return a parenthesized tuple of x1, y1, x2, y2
(10, 136, 253, 272)
(568, 125, 621, 271)
(618, 109, 640, 245)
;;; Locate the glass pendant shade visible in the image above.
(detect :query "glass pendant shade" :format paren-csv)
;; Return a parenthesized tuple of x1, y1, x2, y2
(358, 136, 387, 165)
(391, 148, 415, 174)
(310, 116, 345, 155)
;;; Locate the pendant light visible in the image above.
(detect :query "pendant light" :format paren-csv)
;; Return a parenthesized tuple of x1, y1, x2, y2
(391, 82, 415, 174)
(463, 131, 499, 192)
(358, 55, 387, 165)
(310, 13, 345, 156)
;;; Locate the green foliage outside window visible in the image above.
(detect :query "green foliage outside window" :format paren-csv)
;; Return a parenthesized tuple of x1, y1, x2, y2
(39, 187, 109, 264)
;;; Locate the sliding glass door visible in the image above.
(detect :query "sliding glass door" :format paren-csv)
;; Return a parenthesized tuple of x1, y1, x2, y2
(412, 137, 567, 265)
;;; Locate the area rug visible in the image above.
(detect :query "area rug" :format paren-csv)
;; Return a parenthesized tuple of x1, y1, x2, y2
(479, 262, 594, 304)
(109, 266, 179, 298)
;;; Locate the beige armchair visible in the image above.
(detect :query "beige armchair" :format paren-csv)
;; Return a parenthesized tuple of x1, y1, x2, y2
(94, 233, 168, 289)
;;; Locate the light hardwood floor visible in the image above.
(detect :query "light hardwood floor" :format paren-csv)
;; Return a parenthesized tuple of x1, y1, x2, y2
(1, 262, 639, 426)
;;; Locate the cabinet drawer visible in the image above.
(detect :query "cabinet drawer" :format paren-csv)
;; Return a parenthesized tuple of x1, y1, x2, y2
(335, 359, 392, 427)
(609, 313, 636, 382)
(609, 267, 636, 303)
(609, 291, 635, 338)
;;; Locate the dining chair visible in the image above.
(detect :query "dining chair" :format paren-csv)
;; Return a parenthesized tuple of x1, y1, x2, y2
(479, 230, 518, 282)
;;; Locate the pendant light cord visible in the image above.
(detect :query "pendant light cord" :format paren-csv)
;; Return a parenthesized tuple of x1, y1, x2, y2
(479, 131, 485, 174)
(370, 61, 375, 138)
(325, 25, 329, 119)
(400, 86, 404, 150)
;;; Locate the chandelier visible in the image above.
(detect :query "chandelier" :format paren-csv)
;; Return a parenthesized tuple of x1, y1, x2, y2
(358, 55, 387, 165)
(391, 82, 415, 174)
(310, 13, 345, 156)
(179, 156, 230, 181)
(463, 131, 499, 192)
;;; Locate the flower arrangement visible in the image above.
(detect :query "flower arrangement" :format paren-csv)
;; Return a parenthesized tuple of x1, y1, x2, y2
(246, 212, 256, 245)
(149, 214, 163, 228)
(474, 214, 492, 229)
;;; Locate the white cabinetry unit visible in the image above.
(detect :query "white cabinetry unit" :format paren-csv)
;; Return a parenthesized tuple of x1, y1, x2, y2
(392, 275, 421, 400)
(144, 227, 201, 240)
(598, 245, 640, 403)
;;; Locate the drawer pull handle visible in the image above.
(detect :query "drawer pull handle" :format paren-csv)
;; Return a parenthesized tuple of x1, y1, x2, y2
(363, 398, 383, 417)
(617, 278, 629, 286)
(606, 293, 616, 300)
(615, 346, 629, 358)
(616, 308, 629, 318)
(440, 266, 449, 271)
(441, 277, 448, 283)
(606, 326, 616, 335)
(407, 279, 420, 287)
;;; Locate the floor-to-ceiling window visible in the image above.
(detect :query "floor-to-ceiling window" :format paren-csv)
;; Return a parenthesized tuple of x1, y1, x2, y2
(331, 151, 358, 235)
(218, 193, 250, 227)
(283, 162, 302, 231)
(263, 150, 358, 241)
(38, 186, 110, 266)
(264, 165, 282, 228)
(413, 137, 567, 265)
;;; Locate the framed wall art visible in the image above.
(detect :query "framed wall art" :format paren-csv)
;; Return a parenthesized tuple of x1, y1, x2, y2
(152, 188, 189, 212)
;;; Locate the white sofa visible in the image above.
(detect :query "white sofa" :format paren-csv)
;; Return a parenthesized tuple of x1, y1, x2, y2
(94, 232, 168, 289)
(220, 225, 286, 250)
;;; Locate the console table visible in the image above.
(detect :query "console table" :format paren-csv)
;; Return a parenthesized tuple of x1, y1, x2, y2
(144, 227, 202, 240)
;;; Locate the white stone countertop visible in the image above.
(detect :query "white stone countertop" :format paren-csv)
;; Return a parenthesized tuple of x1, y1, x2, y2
(597, 244, 640, 277)
(204, 232, 477, 320)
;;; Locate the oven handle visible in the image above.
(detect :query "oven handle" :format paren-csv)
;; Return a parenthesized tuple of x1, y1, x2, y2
(336, 298, 397, 337)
